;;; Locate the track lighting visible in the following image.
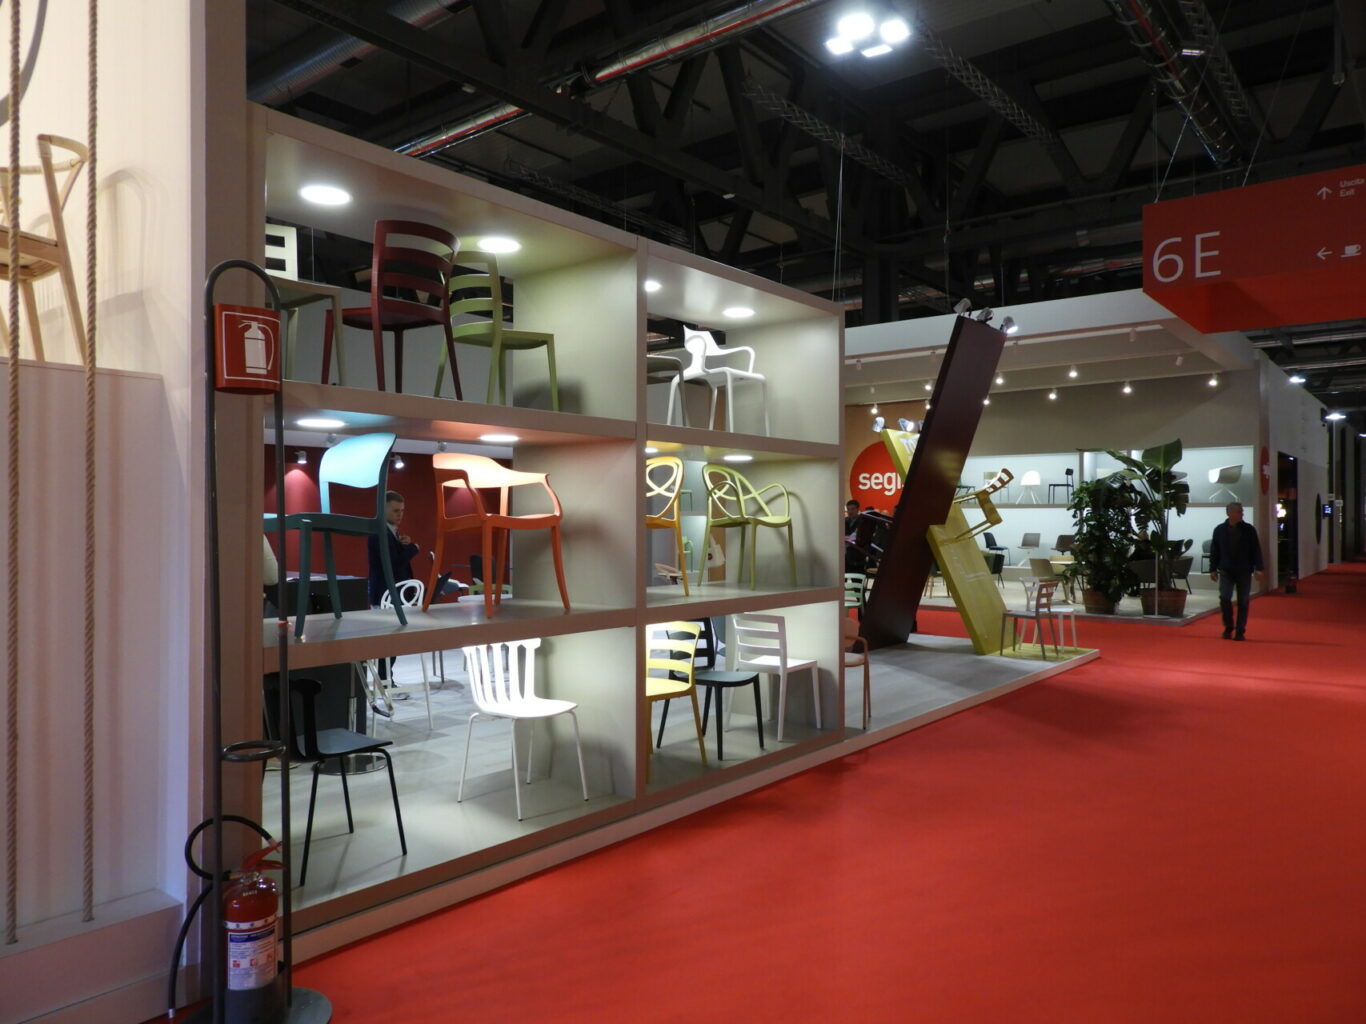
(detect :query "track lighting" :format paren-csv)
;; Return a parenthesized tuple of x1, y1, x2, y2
(973, 308, 994, 324)
(294, 449, 307, 465)
(391, 453, 405, 470)
(1001, 316, 1018, 334)
(953, 297, 971, 315)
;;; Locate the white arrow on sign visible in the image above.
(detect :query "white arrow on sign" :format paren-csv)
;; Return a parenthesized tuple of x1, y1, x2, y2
(1316, 247, 1333, 260)
(1317, 186, 1332, 199)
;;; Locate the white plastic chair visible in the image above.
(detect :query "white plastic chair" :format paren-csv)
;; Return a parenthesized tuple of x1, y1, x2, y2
(378, 578, 434, 729)
(668, 328, 770, 434)
(1017, 469, 1042, 504)
(1207, 464, 1242, 502)
(729, 613, 819, 742)
(1000, 578, 1064, 659)
(458, 638, 588, 820)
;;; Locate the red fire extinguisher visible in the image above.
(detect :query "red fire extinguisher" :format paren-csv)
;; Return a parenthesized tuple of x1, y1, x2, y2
(224, 841, 283, 992)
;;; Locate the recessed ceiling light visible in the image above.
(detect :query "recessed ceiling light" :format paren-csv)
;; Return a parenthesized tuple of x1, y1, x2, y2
(995, 374, 1005, 385)
(923, 381, 932, 391)
(879, 17, 910, 44)
(643, 279, 662, 293)
(644, 446, 659, 454)
(1122, 382, 1133, 395)
(1048, 390, 1058, 401)
(477, 236, 521, 253)
(1289, 374, 1306, 384)
(1208, 374, 1219, 387)
(722, 306, 755, 319)
(479, 432, 520, 443)
(297, 417, 345, 429)
(1325, 412, 1346, 421)
(982, 397, 990, 406)
(299, 184, 351, 206)
(1067, 366, 1078, 378)
(825, 36, 854, 55)
(723, 453, 753, 463)
(836, 12, 875, 40)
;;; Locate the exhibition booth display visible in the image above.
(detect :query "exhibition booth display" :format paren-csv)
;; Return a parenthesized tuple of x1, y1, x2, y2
(250, 110, 843, 919)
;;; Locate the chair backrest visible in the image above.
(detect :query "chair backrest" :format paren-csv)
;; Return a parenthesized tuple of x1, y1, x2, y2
(1029, 557, 1057, 579)
(1171, 555, 1194, 579)
(448, 251, 508, 336)
(681, 328, 721, 374)
(370, 219, 458, 315)
(462, 638, 543, 713)
(264, 222, 298, 280)
(843, 572, 867, 607)
(432, 451, 559, 521)
(380, 578, 425, 609)
(645, 456, 684, 525)
(702, 464, 783, 521)
(1021, 532, 1041, 548)
(1032, 578, 1060, 613)
(1055, 534, 1075, 553)
(986, 552, 1005, 574)
(692, 617, 718, 670)
(841, 615, 864, 653)
(1065, 468, 1074, 480)
(646, 620, 700, 685)
(1021, 470, 1042, 486)
(1201, 539, 1212, 554)
(317, 432, 396, 516)
(730, 613, 788, 670)
(1211, 464, 1242, 485)
(984, 532, 1000, 549)
(285, 677, 325, 761)
(0, 134, 87, 232)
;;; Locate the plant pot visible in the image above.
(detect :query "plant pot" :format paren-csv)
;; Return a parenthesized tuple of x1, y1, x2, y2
(1138, 587, 1187, 617)
(1080, 588, 1118, 614)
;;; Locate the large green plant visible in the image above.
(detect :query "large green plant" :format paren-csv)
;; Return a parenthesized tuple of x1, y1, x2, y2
(1102, 439, 1192, 589)
(1058, 479, 1139, 605)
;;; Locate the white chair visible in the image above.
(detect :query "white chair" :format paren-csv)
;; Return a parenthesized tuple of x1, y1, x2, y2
(668, 328, 770, 434)
(458, 638, 588, 821)
(1208, 464, 1242, 502)
(1000, 578, 1064, 659)
(377, 579, 434, 729)
(1018, 569, 1078, 652)
(1017, 469, 1042, 504)
(730, 613, 819, 742)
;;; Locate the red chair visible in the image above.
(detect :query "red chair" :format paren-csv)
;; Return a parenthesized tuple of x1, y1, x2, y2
(423, 452, 571, 619)
(322, 219, 462, 397)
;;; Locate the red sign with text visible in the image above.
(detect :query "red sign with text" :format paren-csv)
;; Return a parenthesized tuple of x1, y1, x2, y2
(215, 304, 280, 394)
(849, 442, 901, 512)
(1143, 164, 1366, 332)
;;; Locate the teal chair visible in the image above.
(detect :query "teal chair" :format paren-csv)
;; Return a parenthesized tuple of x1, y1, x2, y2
(265, 432, 403, 638)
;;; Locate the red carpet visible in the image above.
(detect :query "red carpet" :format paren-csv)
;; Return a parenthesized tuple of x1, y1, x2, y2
(298, 565, 1366, 1023)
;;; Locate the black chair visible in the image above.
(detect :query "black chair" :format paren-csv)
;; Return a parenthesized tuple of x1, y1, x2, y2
(1199, 539, 1212, 573)
(1171, 555, 1195, 593)
(1053, 534, 1075, 555)
(1048, 468, 1075, 503)
(986, 551, 1005, 587)
(288, 677, 407, 885)
(658, 619, 764, 761)
(983, 531, 1008, 564)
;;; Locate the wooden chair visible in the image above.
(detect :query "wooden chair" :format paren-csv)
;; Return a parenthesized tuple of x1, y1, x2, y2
(0, 135, 88, 361)
(645, 455, 689, 595)
(436, 252, 559, 409)
(698, 463, 797, 589)
(843, 616, 871, 730)
(645, 621, 707, 780)
(422, 452, 570, 618)
(322, 219, 461, 396)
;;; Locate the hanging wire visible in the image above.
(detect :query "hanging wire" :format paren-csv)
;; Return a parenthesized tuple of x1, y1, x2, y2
(1242, 1, 1310, 186)
(830, 136, 845, 300)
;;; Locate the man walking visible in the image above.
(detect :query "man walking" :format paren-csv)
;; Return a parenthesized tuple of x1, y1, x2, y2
(1209, 501, 1264, 641)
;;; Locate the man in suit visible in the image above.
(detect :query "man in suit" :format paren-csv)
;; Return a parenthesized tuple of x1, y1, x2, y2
(1209, 501, 1264, 641)
(367, 489, 419, 606)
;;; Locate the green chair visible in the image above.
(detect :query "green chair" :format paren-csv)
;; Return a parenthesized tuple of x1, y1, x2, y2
(434, 252, 559, 410)
(264, 432, 404, 639)
(698, 463, 797, 590)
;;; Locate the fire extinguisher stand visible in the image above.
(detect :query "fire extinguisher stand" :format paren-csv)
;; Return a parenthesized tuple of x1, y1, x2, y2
(193, 261, 331, 1023)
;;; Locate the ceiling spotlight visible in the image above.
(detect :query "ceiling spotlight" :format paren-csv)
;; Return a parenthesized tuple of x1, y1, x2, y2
(1289, 374, 1306, 384)
(860, 43, 893, 57)
(871, 404, 879, 415)
(477, 236, 521, 253)
(871, 415, 885, 432)
(973, 308, 994, 323)
(299, 183, 351, 206)
(1325, 412, 1346, 421)
(294, 449, 307, 465)
(644, 445, 659, 455)
(995, 374, 1005, 385)
(836, 12, 875, 40)
(1047, 389, 1058, 401)
(1208, 374, 1219, 387)
(643, 278, 662, 293)
(879, 17, 910, 43)
(1001, 316, 1018, 334)
(391, 453, 405, 470)
(953, 297, 971, 315)
(1122, 381, 1133, 395)
(1067, 366, 1078, 379)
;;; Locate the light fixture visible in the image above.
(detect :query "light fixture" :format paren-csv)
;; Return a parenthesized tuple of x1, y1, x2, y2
(1122, 381, 1133, 394)
(879, 17, 910, 43)
(294, 449, 307, 464)
(391, 453, 405, 470)
(299, 183, 351, 206)
(870, 403, 879, 415)
(723, 453, 754, 463)
(722, 306, 755, 319)
(643, 278, 662, 293)
(825, 35, 855, 55)
(923, 381, 932, 392)
(973, 308, 994, 324)
(827, 12, 911, 58)
(982, 397, 990, 406)
(644, 445, 659, 455)
(325, 433, 337, 446)
(479, 432, 520, 443)
(1289, 374, 1306, 384)
(1208, 374, 1219, 387)
(297, 417, 345, 430)
(436, 440, 448, 453)
(1067, 366, 1078, 379)
(1048, 389, 1058, 401)
(1180, 45, 1207, 57)
(1325, 412, 1346, 421)
(836, 12, 875, 40)
(860, 43, 892, 57)
(924, 401, 931, 409)
(1175, 354, 1184, 367)
(871, 416, 885, 432)
(953, 297, 971, 315)
(477, 236, 521, 253)
(1001, 316, 1018, 334)
(897, 418, 913, 431)
(995, 374, 1005, 385)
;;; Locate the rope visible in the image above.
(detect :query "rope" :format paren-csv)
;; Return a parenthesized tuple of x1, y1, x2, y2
(81, 0, 97, 924)
(5, 0, 23, 947)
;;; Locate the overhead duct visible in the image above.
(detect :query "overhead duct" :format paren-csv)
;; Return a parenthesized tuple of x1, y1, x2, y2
(250, 0, 456, 107)
(1103, 0, 1238, 165)
(1174, 0, 1265, 140)
(396, 0, 825, 157)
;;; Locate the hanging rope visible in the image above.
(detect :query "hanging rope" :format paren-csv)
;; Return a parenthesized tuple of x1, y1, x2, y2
(5, 0, 23, 948)
(81, 0, 98, 924)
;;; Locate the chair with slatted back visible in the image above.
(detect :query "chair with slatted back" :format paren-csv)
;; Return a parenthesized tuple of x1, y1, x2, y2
(435, 252, 558, 409)
(645, 621, 707, 781)
(730, 613, 819, 743)
(322, 220, 461, 396)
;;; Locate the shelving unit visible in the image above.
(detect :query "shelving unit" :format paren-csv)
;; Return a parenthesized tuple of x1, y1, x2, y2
(240, 107, 845, 924)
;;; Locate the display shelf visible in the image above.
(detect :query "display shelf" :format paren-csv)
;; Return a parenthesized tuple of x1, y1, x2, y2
(644, 424, 840, 461)
(644, 582, 842, 614)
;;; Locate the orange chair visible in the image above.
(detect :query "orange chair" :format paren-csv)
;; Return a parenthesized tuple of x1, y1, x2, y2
(322, 220, 462, 396)
(645, 455, 689, 596)
(423, 452, 570, 618)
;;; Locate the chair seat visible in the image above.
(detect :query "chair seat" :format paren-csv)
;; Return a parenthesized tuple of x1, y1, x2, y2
(0, 227, 62, 278)
(751, 515, 792, 527)
(453, 325, 552, 349)
(647, 676, 696, 700)
(312, 727, 392, 759)
(694, 669, 760, 687)
(842, 652, 866, 669)
(743, 653, 817, 673)
(476, 696, 578, 719)
(340, 305, 443, 331)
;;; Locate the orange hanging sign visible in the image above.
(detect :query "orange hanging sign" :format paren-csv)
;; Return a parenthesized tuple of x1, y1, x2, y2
(214, 303, 281, 393)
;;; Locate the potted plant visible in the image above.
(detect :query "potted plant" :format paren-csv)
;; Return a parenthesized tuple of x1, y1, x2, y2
(1102, 439, 1192, 617)
(1058, 479, 1139, 613)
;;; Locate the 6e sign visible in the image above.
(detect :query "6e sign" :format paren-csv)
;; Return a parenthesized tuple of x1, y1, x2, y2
(1150, 231, 1222, 283)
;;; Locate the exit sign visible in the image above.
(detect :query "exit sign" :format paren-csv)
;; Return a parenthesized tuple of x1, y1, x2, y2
(1142, 164, 1366, 332)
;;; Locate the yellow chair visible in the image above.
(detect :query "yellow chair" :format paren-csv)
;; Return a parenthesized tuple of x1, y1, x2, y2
(436, 252, 559, 409)
(698, 463, 797, 589)
(645, 456, 689, 596)
(644, 621, 707, 781)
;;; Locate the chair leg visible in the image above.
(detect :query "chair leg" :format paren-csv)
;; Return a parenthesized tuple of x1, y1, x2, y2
(322, 534, 343, 620)
(443, 322, 463, 401)
(673, 522, 690, 596)
(509, 719, 524, 821)
(495, 531, 511, 607)
(457, 713, 477, 803)
(712, 688, 724, 760)
(371, 316, 386, 392)
(301, 763, 322, 886)
(550, 525, 571, 611)
(751, 679, 765, 750)
(808, 665, 822, 730)
(656, 698, 670, 748)
(760, 378, 770, 436)
(775, 669, 789, 743)
(20, 282, 46, 361)
(861, 661, 871, 731)
(688, 689, 708, 766)
(295, 524, 313, 640)
(376, 529, 407, 625)
(321, 308, 334, 385)
(545, 340, 559, 413)
(337, 758, 355, 834)
(785, 523, 797, 586)
(394, 329, 406, 394)
(568, 710, 588, 801)
(707, 384, 720, 431)
(377, 750, 407, 856)
(526, 720, 535, 784)
(481, 529, 496, 619)
(665, 377, 682, 427)
(423, 533, 446, 612)
(418, 650, 433, 730)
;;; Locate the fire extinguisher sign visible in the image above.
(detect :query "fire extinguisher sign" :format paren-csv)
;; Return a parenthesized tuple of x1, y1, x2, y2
(215, 303, 281, 394)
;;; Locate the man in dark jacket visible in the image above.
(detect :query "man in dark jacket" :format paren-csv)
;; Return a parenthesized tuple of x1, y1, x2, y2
(367, 489, 419, 606)
(1209, 502, 1264, 641)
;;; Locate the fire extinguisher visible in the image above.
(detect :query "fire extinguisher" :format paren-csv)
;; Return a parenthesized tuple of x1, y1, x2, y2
(223, 841, 283, 993)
